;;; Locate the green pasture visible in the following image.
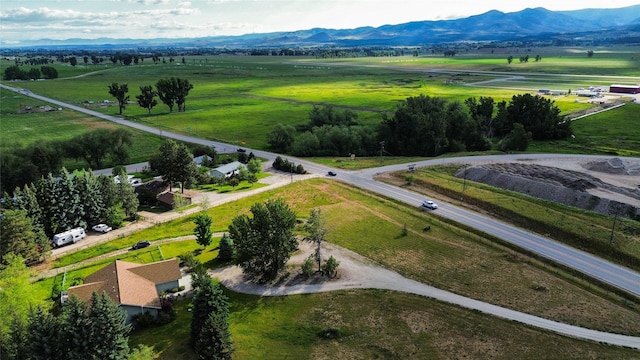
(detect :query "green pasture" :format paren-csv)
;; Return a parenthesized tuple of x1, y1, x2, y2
(5, 52, 635, 154)
(306, 46, 640, 76)
(530, 104, 640, 156)
(0, 88, 170, 168)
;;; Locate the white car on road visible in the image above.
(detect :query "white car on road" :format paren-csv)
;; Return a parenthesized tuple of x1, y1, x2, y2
(92, 224, 113, 233)
(421, 200, 438, 210)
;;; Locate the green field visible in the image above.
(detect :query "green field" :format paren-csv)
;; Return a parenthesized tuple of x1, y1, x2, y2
(3, 49, 638, 157)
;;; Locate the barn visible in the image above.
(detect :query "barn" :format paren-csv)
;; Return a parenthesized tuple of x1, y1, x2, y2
(609, 84, 640, 94)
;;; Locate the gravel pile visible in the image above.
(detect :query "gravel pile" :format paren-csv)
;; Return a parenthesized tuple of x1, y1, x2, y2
(456, 163, 640, 218)
(584, 157, 640, 176)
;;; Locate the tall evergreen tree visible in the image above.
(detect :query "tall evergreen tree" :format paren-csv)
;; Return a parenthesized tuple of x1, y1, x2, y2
(195, 312, 233, 360)
(217, 233, 234, 261)
(14, 183, 43, 231)
(0, 209, 50, 265)
(26, 306, 60, 360)
(88, 292, 131, 360)
(190, 277, 229, 348)
(60, 296, 92, 360)
(74, 171, 106, 227)
(53, 168, 85, 231)
(4, 314, 28, 360)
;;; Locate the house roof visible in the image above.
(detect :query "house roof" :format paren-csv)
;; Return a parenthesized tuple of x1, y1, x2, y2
(210, 161, 243, 176)
(67, 258, 181, 309)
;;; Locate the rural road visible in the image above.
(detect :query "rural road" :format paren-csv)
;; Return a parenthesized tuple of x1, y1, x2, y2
(3, 82, 640, 348)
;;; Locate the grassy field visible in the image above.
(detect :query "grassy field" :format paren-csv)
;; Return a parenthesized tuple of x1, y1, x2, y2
(380, 166, 640, 271)
(50, 180, 640, 338)
(4, 50, 637, 155)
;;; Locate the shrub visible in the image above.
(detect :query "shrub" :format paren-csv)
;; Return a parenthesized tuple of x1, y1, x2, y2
(301, 256, 314, 278)
(322, 256, 340, 278)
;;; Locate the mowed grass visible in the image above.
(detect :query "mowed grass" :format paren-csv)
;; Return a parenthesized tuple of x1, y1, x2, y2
(52, 179, 640, 339)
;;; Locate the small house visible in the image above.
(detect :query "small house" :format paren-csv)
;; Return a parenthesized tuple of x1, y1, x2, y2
(209, 161, 243, 179)
(66, 259, 182, 323)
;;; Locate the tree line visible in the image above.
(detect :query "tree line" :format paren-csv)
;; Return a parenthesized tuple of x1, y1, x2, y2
(3, 65, 58, 80)
(268, 93, 571, 157)
(108, 77, 194, 115)
(1, 128, 132, 194)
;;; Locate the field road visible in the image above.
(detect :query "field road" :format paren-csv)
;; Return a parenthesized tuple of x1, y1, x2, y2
(3, 83, 640, 348)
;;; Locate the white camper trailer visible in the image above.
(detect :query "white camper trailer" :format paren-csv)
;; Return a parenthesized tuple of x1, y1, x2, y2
(52, 227, 86, 248)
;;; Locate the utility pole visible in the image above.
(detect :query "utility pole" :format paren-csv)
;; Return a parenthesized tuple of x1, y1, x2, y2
(462, 166, 467, 201)
(379, 141, 385, 164)
(609, 209, 619, 246)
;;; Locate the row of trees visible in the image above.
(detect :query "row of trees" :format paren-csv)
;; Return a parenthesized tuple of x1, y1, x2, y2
(1, 128, 132, 194)
(2, 167, 138, 240)
(3, 65, 58, 80)
(108, 77, 194, 115)
(268, 94, 570, 158)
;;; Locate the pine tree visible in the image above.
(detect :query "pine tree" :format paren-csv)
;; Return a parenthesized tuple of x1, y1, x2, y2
(194, 213, 213, 248)
(4, 314, 28, 360)
(53, 168, 85, 230)
(217, 233, 234, 261)
(195, 312, 233, 360)
(26, 306, 60, 360)
(190, 277, 229, 347)
(74, 171, 106, 227)
(60, 296, 92, 360)
(88, 292, 131, 360)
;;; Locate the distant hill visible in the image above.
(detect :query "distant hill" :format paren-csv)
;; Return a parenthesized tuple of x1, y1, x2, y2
(9, 5, 640, 49)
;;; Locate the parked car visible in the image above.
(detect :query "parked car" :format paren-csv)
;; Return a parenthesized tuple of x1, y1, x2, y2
(92, 224, 112, 233)
(421, 200, 438, 210)
(131, 240, 151, 250)
(237, 148, 246, 153)
(327, 171, 337, 176)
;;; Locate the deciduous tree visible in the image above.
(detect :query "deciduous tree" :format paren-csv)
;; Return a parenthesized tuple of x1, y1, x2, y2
(303, 208, 328, 272)
(108, 82, 130, 115)
(228, 198, 298, 282)
(136, 85, 158, 115)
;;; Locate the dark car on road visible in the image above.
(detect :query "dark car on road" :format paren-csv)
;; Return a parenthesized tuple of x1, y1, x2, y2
(131, 240, 151, 250)
(327, 171, 337, 176)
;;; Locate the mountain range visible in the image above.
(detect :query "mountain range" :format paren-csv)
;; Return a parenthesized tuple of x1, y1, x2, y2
(13, 5, 640, 49)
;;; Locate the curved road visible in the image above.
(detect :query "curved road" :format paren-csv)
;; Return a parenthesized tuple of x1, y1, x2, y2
(3, 83, 640, 348)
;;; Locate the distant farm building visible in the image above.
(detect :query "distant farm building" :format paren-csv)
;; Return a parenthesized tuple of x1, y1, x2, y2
(609, 85, 640, 94)
(576, 90, 599, 97)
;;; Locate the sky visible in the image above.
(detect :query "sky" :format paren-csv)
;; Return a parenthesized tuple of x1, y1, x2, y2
(1, 0, 639, 45)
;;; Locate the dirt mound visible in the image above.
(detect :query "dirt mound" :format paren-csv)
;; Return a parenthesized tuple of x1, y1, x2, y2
(584, 157, 640, 176)
(456, 163, 640, 219)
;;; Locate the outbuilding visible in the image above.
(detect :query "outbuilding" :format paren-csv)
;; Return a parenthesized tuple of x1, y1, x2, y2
(609, 85, 640, 94)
